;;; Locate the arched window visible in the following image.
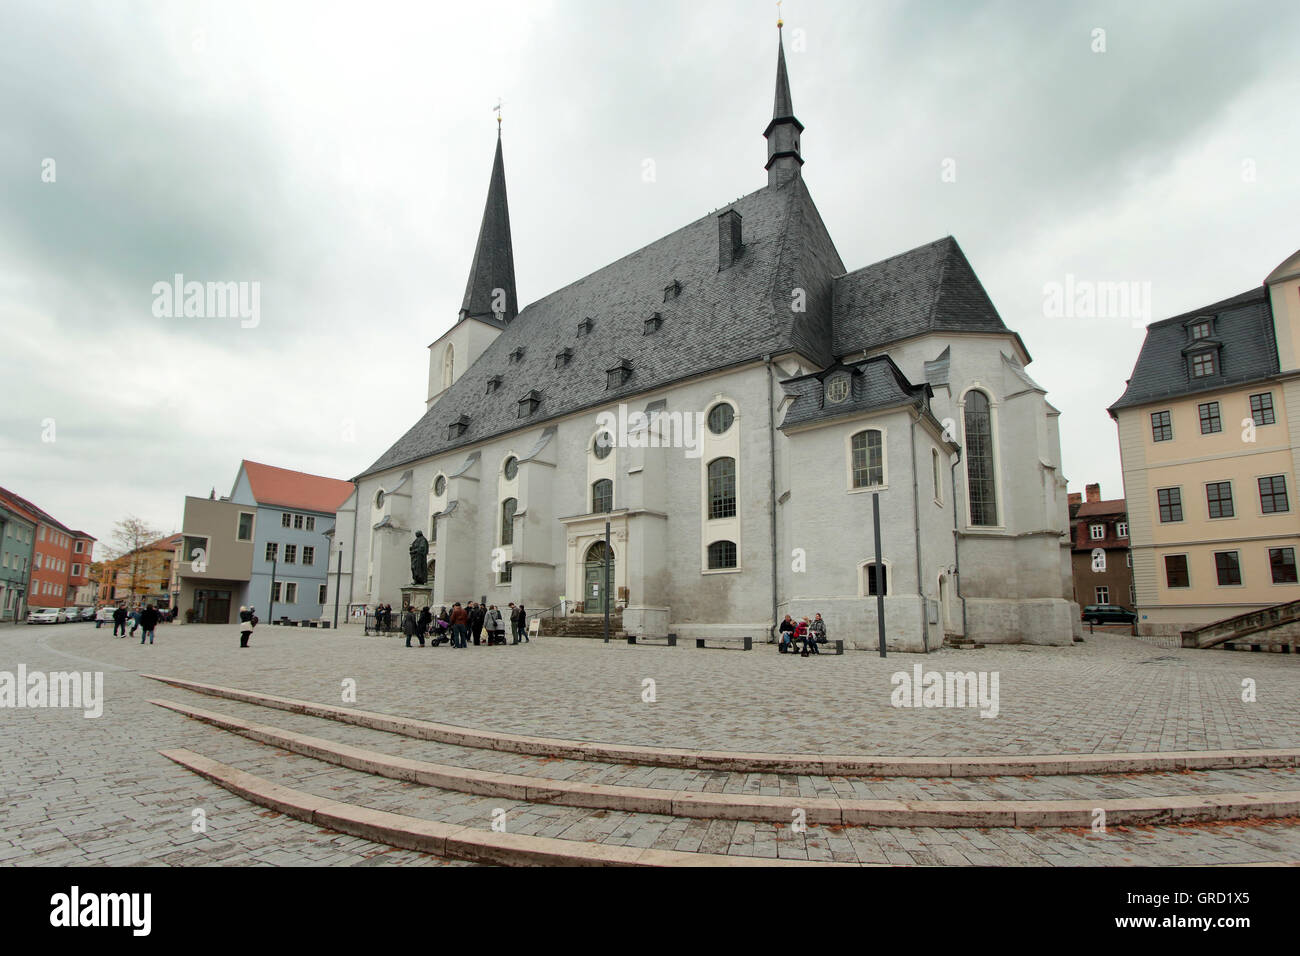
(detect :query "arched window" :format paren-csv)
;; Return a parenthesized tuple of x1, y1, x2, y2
(707, 458, 736, 519)
(931, 448, 942, 502)
(863, 562, 888, 596)
(851, 430, 884, 488)
(442, 345, 454, 390)
(592, 479, 613, 513)
(964, 390, 998, 526)
(500, 498, 517, 546)
(707, 540, 737, 569)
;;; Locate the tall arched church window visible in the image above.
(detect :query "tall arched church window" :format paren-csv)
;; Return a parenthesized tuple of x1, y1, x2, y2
(500, 498, 517, 546)
(442, 345, 455, 390)
(707, 458, 736, 519)
(592, 479, 613, 514)
(964, 390, 998, 526)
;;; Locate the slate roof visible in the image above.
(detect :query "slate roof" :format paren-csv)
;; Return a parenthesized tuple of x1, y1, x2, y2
(778, 355, 932, 430)
(0, 486, 74, 535)
(1108, 287, 1276, 413)
(358, 175, 845, 479)
(832, 237, 1010, 357)
(460, 133, 518, 322)
(1074, 499, 1127, 518)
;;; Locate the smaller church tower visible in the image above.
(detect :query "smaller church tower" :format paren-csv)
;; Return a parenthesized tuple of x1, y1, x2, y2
(427, 126, 519, 408)
(764, 18, 805, 187)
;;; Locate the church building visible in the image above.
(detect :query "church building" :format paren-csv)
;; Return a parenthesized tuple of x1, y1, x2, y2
(330, 24, 1078, 651)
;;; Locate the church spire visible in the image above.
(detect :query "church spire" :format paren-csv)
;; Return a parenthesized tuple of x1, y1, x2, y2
(763, 17, 805, 188)
(459, 127, 518, 323)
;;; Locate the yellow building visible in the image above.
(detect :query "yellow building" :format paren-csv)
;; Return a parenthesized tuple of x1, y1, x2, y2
(1110, 249, 1300, 635)
(102, 534, 181, 608)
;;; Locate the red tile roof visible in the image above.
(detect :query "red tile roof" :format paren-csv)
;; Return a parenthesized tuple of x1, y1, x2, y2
(0, 486, 74, 534)
(241, 461, 353, 514)
(1075, 498, 1127, 517)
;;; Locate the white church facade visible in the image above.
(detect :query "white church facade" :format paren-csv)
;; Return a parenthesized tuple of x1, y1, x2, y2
(328, 26, 1079, 651)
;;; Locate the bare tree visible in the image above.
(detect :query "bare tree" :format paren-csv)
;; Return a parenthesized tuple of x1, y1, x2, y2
(106, 515, 164, 602)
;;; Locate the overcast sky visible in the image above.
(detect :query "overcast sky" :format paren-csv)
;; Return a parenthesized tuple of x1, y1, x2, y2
(2, 0, 1297, 554)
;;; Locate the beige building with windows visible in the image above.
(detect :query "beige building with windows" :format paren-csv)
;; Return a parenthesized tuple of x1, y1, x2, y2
(1110, 249, 1300, 635)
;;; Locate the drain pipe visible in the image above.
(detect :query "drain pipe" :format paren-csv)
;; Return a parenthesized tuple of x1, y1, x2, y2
(950, 447, 968, 639)
(910, 414, 927, 653)
(765, 354, 780, 641)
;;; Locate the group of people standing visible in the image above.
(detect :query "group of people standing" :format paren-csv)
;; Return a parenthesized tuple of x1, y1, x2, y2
(109, 603, 165, 644)
(778, 613, 827, 656)
(399, 601, 530, 649)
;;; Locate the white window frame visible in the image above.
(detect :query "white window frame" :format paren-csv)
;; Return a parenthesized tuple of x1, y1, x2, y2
(958, 385, 1004, 530)
(281, 513, 291, 528)
(1094, 586, 1109, 604)
(845, 424, 888, 493)
(1116, 521, 1128, 538)
(857, 559, 892, 597)
(1089, 524, 1105, 540)
(285, 582, 298, 604)
(237, 511, 255, 541)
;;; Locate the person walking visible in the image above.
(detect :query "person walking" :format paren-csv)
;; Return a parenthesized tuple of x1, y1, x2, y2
(139, 604, 159, 645)
(417, 606, 432, 646)
(449, 602, 468, 648)
(238, 605, 256, 648)
(112, 604, 127, 638)
(487, 605, 505, 645)
(128, 605, 141, 639)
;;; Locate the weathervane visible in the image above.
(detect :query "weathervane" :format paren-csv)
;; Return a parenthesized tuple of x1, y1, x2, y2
(494, 97, 504, 130)
(776, 0, 783, 27)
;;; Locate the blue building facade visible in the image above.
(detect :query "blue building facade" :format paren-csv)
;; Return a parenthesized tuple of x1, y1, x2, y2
(229, 462, 351, 622)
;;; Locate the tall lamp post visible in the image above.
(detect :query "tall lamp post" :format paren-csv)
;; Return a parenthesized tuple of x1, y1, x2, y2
(333, 539, 343, 629)
(268, 553, 278, 624)
(603, 520, 611, 643)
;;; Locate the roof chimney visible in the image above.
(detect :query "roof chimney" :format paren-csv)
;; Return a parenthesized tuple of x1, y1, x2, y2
(1085, 483, 1101, 503)
(1067, 492, 1082, 508)
(718, 209, 743, 270)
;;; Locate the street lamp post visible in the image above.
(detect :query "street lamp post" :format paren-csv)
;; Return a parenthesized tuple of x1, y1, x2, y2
(268, 554, 278, 624)
(333, 540, 343, 629)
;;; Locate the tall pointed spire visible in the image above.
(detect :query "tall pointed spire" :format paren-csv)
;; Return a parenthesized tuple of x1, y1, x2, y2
(764, 18, 805, 188)
(459, 128, 518, 323)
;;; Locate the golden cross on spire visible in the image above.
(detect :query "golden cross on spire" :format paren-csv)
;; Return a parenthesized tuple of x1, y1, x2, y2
(493, 97, 504, 129)
(776, 0, 783, 27)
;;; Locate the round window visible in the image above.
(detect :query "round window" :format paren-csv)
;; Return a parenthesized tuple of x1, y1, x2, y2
(707, 403, 735, 435)
(433, 475, 446, 497)
(375, 490, 385, 508)
(826, 375, 850, 404)
(593, 432, 613, 459)
(503, 456, 518, 480)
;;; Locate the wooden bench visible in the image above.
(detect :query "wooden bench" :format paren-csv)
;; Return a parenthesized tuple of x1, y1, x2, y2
(779, 637, 844, 655)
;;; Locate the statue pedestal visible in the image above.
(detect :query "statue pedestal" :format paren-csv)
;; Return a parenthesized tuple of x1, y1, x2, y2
(400, 585, 432, 610)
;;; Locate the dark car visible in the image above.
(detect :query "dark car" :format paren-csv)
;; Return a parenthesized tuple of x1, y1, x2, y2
(1081, 604, 1137, 625)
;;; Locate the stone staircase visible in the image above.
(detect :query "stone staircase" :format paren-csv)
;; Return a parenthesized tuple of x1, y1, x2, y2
(538, 611, 625, 640)
(142, 673, 1300, 867)
(1180, 599, 1300, 651)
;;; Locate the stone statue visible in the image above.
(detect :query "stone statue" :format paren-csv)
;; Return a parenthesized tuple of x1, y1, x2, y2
(409, 531, 429, 585)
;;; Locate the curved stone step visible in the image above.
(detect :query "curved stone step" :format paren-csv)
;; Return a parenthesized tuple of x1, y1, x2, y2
(159, 748, 842, 867)
(152, 698, 1300, 829)
(143, 673, 1300, 778)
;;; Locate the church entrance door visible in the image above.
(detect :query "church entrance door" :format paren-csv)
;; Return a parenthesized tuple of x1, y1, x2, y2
(583, 542, 613, 614)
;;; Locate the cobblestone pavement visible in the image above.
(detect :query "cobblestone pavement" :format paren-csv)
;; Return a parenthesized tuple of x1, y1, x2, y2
(2, 621, 1298, 865)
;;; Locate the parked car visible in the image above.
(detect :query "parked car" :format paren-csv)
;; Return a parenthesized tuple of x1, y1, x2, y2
(63, 607, 82, 623)
(1081, 604, 1138, 625)
(27, 608, 63, 624)
(77, 607, 95, 621)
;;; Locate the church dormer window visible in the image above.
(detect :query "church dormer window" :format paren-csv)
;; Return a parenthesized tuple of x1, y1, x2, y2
(486, 375, 502, 394)
(606, 359, 632, 390)
(663, 280, 681, 302)
(644, 313, 663, 335)
(825, 373, 850, 404)
(517, 390, 541, 418)
(509, 346, 525, 364)
(577, 317, 593, 336)
(447, 415, 470, 440)
(555, 348, 573, 368)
